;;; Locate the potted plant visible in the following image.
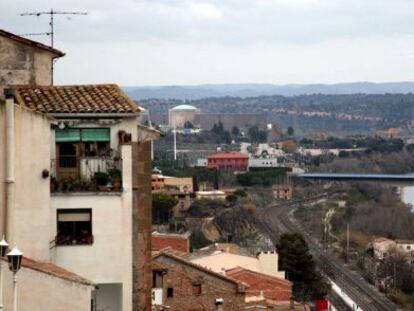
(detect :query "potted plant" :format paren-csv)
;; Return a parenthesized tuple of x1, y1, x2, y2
(50, 176, 58, 192)
(94, 172, 110, 191)
(110, 169, 122, 191)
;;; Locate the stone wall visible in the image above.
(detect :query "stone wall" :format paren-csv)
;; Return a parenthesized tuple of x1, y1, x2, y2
(0, 35, 54, 99)
(153, 255, 246, 311)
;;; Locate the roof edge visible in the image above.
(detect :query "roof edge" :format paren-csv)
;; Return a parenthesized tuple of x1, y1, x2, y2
(0, 29, 65, 57)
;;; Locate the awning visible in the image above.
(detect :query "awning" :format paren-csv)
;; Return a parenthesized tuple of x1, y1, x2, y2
(55, 129, 81, 142)
(81, 128, 110, 142)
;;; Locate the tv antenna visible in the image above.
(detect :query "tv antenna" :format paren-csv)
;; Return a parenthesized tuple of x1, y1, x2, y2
(20, 9, 88, 48)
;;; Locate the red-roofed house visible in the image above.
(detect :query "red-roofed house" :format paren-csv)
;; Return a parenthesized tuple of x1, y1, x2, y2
(152, 252, 247, 310)
(226, 267, 292, 302)
(208, 153, 249, 171)
(1, 257, 95, 311)
(152, 232, 190, 254)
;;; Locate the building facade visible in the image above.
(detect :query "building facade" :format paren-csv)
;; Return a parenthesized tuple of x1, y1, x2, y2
(208, 153, 249, 171)
(1, 84, 157, 310)
(191, 251, 285, 280)
(168, 104, 200, 129)
(152, 253, 246, 311)
(1, 258, 95, 311)
(0, 29, 64, 99)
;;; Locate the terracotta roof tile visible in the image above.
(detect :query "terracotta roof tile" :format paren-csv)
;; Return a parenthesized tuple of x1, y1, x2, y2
(6, 257, 95, 286)
(208, 153, 249, 159)
(153, 251, 248, 291)
(0, 29, 65, 57)
(15, 84, 140, 115)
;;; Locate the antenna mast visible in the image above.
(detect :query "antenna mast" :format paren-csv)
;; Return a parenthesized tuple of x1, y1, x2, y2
(20, 9, 88, 47)
(20, 9, 88, 85)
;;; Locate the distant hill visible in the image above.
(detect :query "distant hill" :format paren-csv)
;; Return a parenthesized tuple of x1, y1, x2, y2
(123, 82, 414, 100)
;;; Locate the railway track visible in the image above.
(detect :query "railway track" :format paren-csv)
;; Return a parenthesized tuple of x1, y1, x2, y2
(260, 195, 397, 311)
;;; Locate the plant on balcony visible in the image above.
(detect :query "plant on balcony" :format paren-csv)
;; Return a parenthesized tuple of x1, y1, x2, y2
(94, 172, 110, 190)
(109, 168, 122, 191)
(56, 177, 92, 192)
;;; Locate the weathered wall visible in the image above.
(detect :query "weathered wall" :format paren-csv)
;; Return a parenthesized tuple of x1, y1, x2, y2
(0, 103, 52, 259)
(0, 36, 53, 99)
(153, 255, 246, 311)
(2, 262, 93, 311)
(132, 141, 152, 311)
(169, 110, 199, 128)
(51, 144, 133, 311)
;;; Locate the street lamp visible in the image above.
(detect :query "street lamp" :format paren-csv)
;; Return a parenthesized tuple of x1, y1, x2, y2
(0, 237, 8, 310)
(7, 246, 23, 311)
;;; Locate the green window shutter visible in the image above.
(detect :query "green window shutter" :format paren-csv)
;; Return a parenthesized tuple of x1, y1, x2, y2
(81, 128, 110, 142)
(55, 129, 81, 142)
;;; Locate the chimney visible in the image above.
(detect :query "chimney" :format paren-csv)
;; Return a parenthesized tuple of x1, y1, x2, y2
(257, 251, 278, 277)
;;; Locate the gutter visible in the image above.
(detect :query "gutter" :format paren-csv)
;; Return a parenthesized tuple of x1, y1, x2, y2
(4, 88, 15, 240)
(46, 112, 140, 118)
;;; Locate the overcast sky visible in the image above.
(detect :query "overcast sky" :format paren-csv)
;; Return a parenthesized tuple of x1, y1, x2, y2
(2, 0, 414, 86)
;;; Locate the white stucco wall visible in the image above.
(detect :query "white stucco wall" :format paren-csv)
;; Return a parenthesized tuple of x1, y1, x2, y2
(50, 144, 133, 310)
(1, 262, 93, 311)
(0, 103, 5, 238)
(0, 104, 52, 260)
(191, 252, 285, 279)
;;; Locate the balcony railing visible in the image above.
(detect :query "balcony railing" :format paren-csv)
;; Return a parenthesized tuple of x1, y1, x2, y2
(50, 156, 123, 192)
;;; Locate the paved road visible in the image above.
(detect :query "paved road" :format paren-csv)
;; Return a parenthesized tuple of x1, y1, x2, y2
(260, 196, 397, 311)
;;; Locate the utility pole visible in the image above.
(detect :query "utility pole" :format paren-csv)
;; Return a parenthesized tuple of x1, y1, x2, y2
(20, 9, 88, 84)
(346, 223, 350, 262)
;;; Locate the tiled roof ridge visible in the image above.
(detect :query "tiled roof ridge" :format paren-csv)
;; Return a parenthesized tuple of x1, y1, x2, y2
(153, 251, 249, 290)
(14, 84, 140, 114)
(226, 266, 292, 286)
(0, 29, 65, 57)
(2, 257, 95, 287)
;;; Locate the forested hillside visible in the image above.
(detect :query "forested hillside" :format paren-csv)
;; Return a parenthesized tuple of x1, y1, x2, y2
(139, 94, 414, 136)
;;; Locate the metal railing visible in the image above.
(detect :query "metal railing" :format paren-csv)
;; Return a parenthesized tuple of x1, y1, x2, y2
(50, 156, 123, 192)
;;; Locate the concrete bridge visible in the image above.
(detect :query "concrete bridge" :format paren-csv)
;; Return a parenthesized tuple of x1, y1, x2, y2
(299, 173, 414, 185)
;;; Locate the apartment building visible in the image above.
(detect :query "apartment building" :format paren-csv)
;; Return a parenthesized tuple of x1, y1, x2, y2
(0, 29, 158, 311)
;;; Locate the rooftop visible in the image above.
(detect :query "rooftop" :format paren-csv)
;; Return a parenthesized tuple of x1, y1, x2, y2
(0, 29, 65, 58)
(15, 257, 95, 287)
(15, 84, 140, 115)
(208, 152, 249, 159)
(170, 104, 198, 111)
(153, 251, 247, 291)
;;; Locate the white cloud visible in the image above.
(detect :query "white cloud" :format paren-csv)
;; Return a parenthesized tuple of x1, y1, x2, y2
(2, 0, 414, 84)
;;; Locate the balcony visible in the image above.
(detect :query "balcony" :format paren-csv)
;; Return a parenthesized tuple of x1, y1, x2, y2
(50, 156, 123, 193)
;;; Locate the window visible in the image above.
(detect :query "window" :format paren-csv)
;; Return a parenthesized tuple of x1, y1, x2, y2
(167, 287, 174, 298)
(56, 209, 93, 245)
(152, 271, 163, 288)
(192, 284, 202, 295)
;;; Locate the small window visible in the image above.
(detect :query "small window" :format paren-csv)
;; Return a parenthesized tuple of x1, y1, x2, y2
(152, 271, 163, 288)
(56, 209, 93, 246)
(192, 284, 202, 295)
(167, 287, 174, 298)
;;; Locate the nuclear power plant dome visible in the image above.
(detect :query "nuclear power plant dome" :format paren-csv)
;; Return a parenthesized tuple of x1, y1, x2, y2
(170, 104, 198, 111)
